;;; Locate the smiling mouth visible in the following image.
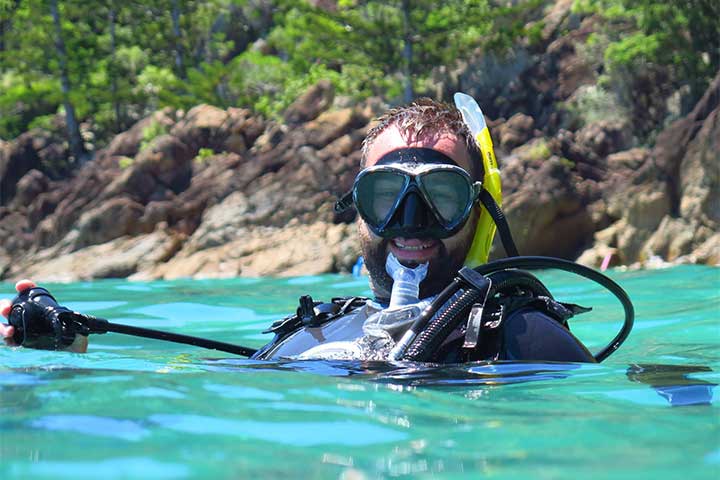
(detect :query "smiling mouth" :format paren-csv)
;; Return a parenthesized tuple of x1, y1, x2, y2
(389, 238, 441, 264)
(392, 239, 437, 251)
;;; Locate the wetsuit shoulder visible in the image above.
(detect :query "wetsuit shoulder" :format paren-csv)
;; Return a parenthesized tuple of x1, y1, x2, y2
(502, 307, 596, 363)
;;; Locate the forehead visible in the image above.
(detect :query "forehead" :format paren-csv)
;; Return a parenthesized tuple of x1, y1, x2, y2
(365, 124, 472, 172)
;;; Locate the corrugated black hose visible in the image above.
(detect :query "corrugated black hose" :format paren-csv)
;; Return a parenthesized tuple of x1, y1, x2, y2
(401, 286, 481, 361)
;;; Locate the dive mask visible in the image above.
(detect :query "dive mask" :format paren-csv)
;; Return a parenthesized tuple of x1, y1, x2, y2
(335, 148, 482, 239)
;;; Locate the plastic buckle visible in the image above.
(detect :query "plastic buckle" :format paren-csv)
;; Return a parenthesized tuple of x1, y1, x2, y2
(457, 267, 492, 350)
(298, 295, 319, 327)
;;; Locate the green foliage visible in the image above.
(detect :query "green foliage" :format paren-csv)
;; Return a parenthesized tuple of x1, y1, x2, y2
(0, 0, 251, 141)
(558, 157, 576, 169)
(0, 0, 558, 145)
(140, 119, 168, 151)
(194, 147, 216, 164)
(482, 0, 546, 53)
(573, 0, 720, 112)
(118, 156, 134, 169)
(268, 0, 492, 102)
(227, 52, 348, 119)
(4, 0, 713, 152)
(27, 114, 58, 132)
(561, 84, 628, 129)
(527, 139, 551, 162)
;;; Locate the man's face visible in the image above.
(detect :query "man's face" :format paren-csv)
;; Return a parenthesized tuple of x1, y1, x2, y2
(358, 125, 480, 300)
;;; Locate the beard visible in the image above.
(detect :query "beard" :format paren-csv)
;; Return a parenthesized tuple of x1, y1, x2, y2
(359, 223, 475, 302)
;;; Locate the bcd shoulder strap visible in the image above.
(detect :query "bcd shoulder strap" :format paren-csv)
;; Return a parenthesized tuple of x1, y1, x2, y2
(450, 269, 591, 362)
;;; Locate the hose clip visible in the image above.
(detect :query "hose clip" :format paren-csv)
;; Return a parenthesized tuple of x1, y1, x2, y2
(457, 268, 492, 349)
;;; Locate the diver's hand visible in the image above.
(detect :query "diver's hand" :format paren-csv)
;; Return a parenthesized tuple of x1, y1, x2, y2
(0, 279, 88, 353)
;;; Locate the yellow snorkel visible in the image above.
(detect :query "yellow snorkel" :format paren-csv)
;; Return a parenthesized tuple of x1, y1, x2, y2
(454, 92, 502, 267)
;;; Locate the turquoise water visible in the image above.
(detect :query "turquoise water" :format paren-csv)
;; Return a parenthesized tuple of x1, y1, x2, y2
(1, 266, 718, 479)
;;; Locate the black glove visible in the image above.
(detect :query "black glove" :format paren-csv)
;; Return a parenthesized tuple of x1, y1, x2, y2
(8, 287, 88, 350)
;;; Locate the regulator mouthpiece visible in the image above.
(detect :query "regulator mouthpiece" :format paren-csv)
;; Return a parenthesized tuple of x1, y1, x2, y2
(385, 253, 428, 309)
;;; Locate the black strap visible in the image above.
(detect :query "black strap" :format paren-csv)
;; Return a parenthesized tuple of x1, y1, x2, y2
(263, 296, 368, 335)
(478, 189, 519, 257)
(334, 191, 354, 213)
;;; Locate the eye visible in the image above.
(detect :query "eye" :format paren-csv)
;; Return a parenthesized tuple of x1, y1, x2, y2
(429, 185, 460, 202)
(423, 172, 471, 221)
(356, 172, 406, 223)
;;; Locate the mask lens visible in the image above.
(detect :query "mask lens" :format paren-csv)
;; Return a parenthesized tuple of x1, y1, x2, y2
(422, 171, 472, 224)
(355, 171, 407, 226)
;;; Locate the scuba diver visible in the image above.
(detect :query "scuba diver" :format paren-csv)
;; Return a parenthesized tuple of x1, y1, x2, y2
(0, 98, 633, 363)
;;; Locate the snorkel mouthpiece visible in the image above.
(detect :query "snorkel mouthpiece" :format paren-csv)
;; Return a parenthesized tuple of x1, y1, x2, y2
(385, 253, 428, 309)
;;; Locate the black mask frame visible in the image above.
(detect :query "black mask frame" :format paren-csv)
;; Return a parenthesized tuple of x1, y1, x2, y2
(335, 148, 482, 239)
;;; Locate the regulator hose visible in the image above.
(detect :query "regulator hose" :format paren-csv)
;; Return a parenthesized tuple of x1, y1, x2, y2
(401, 287, 480, 361)
(398, 256, 634, 363)
(386, 278, 464, 360)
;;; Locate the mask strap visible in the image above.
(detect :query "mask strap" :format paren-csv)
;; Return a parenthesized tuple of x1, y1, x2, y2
(334, 191, 354, 213)
(477, 189, 519, 257)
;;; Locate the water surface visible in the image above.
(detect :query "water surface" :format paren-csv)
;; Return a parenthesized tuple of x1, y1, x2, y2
(1, 266, 718, 479)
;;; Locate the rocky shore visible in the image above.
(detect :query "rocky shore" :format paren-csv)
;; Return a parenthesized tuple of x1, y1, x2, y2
(1, 8, 717, 282)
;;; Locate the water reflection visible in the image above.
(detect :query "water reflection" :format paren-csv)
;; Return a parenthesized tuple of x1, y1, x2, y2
(626, 364, 717, 406)
(207, 359, 717, 407)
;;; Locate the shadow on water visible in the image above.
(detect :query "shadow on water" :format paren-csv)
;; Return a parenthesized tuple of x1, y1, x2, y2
(626, 363, 717, 406)
(204, 359, 717, 407)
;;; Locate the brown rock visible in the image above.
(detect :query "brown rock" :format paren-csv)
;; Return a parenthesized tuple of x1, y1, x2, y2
(606, 148, 649, 171)
(102, 167, 159, 204)
(185, 191, 250, 251)
(27, 189, 62, 229)
(616, 223, 647, 263)
(13, 169, 50, 207)
(4, 231, 179, 282)
(228, 111, 265, 149)
(224, 133, 247, 154)
(251, 123, 286, 154)
(546, 16, 598, 101)
(0, 131, 43, 205)
(304, 108, 362, 148)
(622, 187, 671, 232)
(70, 197, 146, 251)
(575, 120, 632, 158)
(134, 134, 193, 194)
(595, 70, 720, 265)
(654, 72, 720, 214)
(170, 104, 230, 154)
(103, 108, 176, 160)
(284, 80, 335, 125)
(678, 102, 719, 225)
(138, 200, 175, 231)
(643, 216, 695, 262)
(576, 242, 618, 268)
(146, 222, 359, 279)
(547, 129, 604, 179)
(692, 233, 720, 265)
(540, 0, 576, 42)
(501, 157, 594, 258)
(498, 113, 535, 150)
(0, 209, 32, 254)
(101, 135, 194, 205)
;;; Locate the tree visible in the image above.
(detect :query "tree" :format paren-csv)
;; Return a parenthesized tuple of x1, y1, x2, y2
(269, 0, 492, 103)
(575, 0, 720, 113)
(50, 0, 86, 162)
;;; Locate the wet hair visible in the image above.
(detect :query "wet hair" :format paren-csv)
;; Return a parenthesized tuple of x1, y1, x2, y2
(361, 98, 484, 180)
